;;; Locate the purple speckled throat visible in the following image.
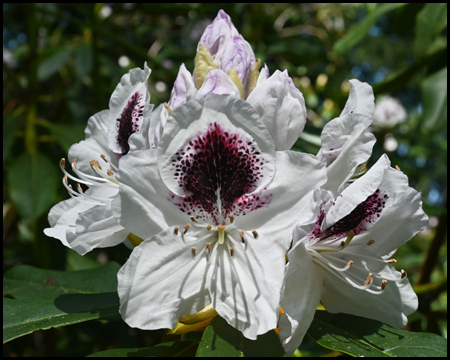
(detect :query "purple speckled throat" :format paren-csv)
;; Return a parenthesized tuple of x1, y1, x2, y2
(169, 122, 271, 224)
(309, 189, 388, 243)
(116, 91, 144, 157)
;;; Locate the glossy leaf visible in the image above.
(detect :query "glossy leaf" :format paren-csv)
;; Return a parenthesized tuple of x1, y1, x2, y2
(196, 315, 285, 357)
(334, 3, 406, 55)
(7, 152, 59, 221)
(87, 341, 198, 357)
(307, 311, 447, 357)
(38, 48, 73, 81)
(3, 262, 121, 343)
(421, 67, 447, 131)
(47, 123, 85, 153)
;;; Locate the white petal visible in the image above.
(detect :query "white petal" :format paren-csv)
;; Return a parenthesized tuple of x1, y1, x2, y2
(322, 154, 390, 231)
(318, 113, 376, 196)
(317, 251, 417, 328)
(247, 70, 306, 151)
(196, 69, 241, 99)
(237, 151, 327, 252)
(157, 94, 276, 198)
(280, 240, 323, 356)
(340, 79, 375, 119)
(66, 204, 128, 255)
(117, 227, 211, 331)
(255, 64, 270, 87)
(112, 148, 186, 240)
(207, 227, 286, 339)
(351, 168, 428, 257)
(107, 63, 152, 156)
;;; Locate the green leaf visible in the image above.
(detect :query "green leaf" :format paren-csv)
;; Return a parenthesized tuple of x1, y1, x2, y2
(7, 152, 59, 221)
(421, 67, 447, 131)
(3, 114, 21, 163)
(334, 3, 406, 55)
(196, 315, 285, 357)
(75, 43, 94, 79)
(307, 311, 447, 357)
(47, 123, 85, 153)
(38, 48, 73, 81)
(87, 341, 198, 357)
(3, 262, 121, 344)
(414, 3, 447, 56)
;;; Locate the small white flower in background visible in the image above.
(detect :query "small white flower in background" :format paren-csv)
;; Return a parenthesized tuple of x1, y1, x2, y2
(44, 63, 153, 255)
(373, 96, 407, 128)
(279, 154, 428, 356)
(112, 94, 327, 339)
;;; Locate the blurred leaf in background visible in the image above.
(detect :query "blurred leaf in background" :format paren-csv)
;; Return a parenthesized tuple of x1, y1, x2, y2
(3, 3, 446, 356)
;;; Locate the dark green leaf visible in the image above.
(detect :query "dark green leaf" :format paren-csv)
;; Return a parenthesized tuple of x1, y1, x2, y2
(47, 123, 85, 153)
(414, 3, 447, 56)
(87, 341, 198, 357)
(421, 67, 447, 131)
(3, 263, 121, 343)
(3, 114, 21, 163)
(76, 43, 94, 79)
(334, 3, 406, 55)
(307, 311, 447, 357)
(7, 152, 59, 221)
(196, 315, 285, 357)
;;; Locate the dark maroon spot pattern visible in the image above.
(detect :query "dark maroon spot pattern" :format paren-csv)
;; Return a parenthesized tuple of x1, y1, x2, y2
(308, 189, 388, 243)
(169, 122, 271, 224)
(115, 91, 144, 157)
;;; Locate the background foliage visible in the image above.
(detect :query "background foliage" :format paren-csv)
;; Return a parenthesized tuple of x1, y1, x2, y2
(3, 3, 447, 356)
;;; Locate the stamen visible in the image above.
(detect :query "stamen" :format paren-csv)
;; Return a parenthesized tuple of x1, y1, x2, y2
(395, 165, 401, 171)
(230, 247, 234, 257)
(174, 226, 179, 235)
(339, 241, 345, 248)
(64, 174, 68, 184)
(70, 158, 107, 183)
(359, 163, 367, 173)
(381, 279, 388, 290)
(205, 243, 210, 251)
(90, 159, 102, 170)
(229, 214, 234, 223)
(364, 273, 373, 286)
(387, 259, 397, 263)
(72, 158, 77, 168)
(240, 231, 245, 243)
(341, 230, 355, 250)
(184, 223, 191, 234)
(252, 230, 258, 239)
(367, 240, 375, 246)
(217, 225, 226, 244)
(191, 247, 196, 256)
(207, 224, 212, 231)
(76, 183, 84, 193)
(401, 269, 407, 279)
(190, 216, 198, 223)
(345, 260, 354, 268)
(100, 154, 108, 163)
(61, 158, 66, 169)
(107, 169, 114, 176)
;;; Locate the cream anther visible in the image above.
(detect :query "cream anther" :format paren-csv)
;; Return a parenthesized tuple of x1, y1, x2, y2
(230, 247, 234, 257)
(90, 159, 102, 170)
(388, 259, 397, 263)
(174, 226, 179, 235)
(401, 269, 407, 279)
(229, 214, 234, 223)
(100, 154, 108, 163)
(367, 239, 375, 246)
(207, 224, 212, 231)
(252, 230, 258, 239)
(364, 273, 373, 286)
(191, 247, 196, 256)
(381, 279, 388, 290)
(395, 165, 401, 171)
(205, 243, 211, 251)
(240, 231, 245, 243)
(184, 223, 191, 234)
(217, 225, 226, 244)
(190, 216, 198, 223)
(107, 169, 114, 176)
(60, 158, 66, 168)
(359, 163, 367, 173)
(345, 260, 354, 268)
(72, 158, 77, 168)
(76, 183, 84, 193)
(64, 174, 68, 184)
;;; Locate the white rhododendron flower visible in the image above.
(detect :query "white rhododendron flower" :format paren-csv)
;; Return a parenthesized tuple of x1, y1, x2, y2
(317, 79, 376, 196)
(112, 94, 327, 339)
(279, 154, 428, 356)
(373, 95, 408, 128)
(44, 64, 153, 255)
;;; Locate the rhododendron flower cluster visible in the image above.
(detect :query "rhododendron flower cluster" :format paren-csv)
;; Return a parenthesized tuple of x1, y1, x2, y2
(44, 9, 427, 356)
